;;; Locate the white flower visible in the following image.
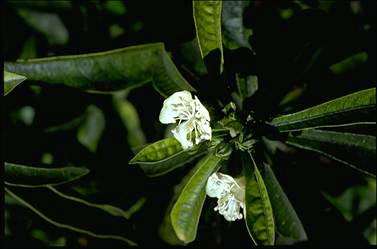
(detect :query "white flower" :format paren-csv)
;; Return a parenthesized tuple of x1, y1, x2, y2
(206, 172, 245, 222)
(159, 90, 211, 149)
(215, 192, 244, 221)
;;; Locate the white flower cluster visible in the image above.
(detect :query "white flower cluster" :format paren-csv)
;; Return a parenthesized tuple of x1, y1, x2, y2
(159, 90, 212, 149)
(206, 172, 245, 222)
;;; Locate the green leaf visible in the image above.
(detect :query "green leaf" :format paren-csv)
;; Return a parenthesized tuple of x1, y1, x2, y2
(31, 229, 66, 246)
(364, 219, 377, 245)
(159, 162, 203, 245)
(170, 148, 229, 243)
(222, 0, 253, 50)
(286, 129, 376, 177)
(323, 177, 376, 222)
(4, 43, 195, 97)
(129, 137, 208, 177)
(242, 152, 275, 245)
(178, 38, 208, 77)
(279, 86, 306, 107)
(4, 162, 89, 187)
(159, 142, 232, 245)
(193, 0, 224, 72)
(4, 71, 27, 96)
(45, 112, 87, 133)
(46, 186, 145, 220)
(113, 91, 146, 148)
(318, 0, 335, 11)
(270, 88, 376, 132)
(321, 122, 376, 136)
(19, 36, 38, 59)
(330, 52, 368, 75)
(17, 9, 69, 45)
(262, 163, 307, 245)
(77, 105, 105, 153)
(103, 1, 127, 16)
(5, 186, 137, 246)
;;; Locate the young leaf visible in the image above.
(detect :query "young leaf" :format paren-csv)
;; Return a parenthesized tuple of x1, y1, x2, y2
(170, 147, 230, 243)
(262, 163, 307, 245)
(4, 71, 27, 96)
(271, 88, 376, 132)
(286, 129, 376, 177)
(77, 105, 105, 153)
(242, 152, 275, 245)
(129, 137, 208, 177)
(193, 0, 224, 72)
(4, 43, 195, 97)
(5, 187, 137, 246)
(4, 162, 89, 187)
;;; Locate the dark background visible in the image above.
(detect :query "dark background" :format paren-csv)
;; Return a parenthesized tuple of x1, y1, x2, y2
(4, 0, 376, 247)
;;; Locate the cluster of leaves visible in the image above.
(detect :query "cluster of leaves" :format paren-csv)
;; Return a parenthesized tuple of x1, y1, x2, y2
(4, 0, 376, 247)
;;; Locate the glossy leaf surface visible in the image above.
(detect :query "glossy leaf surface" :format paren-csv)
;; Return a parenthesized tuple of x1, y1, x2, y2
(5, 162, 89, 187)
(5, 43, 195, 97)
(170, 146, 230, 243)
(287, 129, 376, 176)
(271, 88, 376, 132)
(242, 152, 275, 245)
(193, 0, 223, 72)
(4, 71, 27, 96)
(262, 163, 307, 244)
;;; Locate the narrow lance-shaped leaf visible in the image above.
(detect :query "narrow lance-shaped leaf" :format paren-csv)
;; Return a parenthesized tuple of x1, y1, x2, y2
(77, 105, 105, 153)
(46, 186, 145, 220)
(159, 157, 209, 245)
(171, 143, 232, 243)
(113, 91, 146, 148)
(4, 71, 27, 96)
(4, 162, 89, 187)
(242, 152, 275, 245)
(5, 186, 137, 246)
(330, 52, 368, 75)
(286, 129, 376, 177)
(159, 138, 231, 245)
(129, 137, 208, 177)
(5, 43, 195, 97)
(193, 0, 224, 72)
(45, 111, 88, 133)
(262, 163, 307, 245)
(321, 122, 376, 135)
(270, 88, 376, 132)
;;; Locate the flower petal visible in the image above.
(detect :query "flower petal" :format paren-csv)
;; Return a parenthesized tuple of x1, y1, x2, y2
(206, 173, 237, 198)
(206, 173, 230, 198)
(194, 96, 210, 121)
(207, 172, 245, 221)
(159, 90, 193, 124)
(171, 120, 194, 149)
